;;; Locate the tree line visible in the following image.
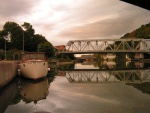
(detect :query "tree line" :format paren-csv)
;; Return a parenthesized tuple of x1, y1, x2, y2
(0, 21, 54, 58)
(121, 22, 150, 39)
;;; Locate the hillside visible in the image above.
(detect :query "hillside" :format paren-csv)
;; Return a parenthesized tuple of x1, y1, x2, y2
(121, 22, 150, 39)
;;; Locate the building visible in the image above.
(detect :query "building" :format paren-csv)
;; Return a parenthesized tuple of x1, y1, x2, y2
(55, 45, 65, 51)
(54, 45, 65, 55)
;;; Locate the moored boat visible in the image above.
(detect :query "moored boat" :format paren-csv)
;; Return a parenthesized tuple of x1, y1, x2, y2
(19, 52, 49, 80)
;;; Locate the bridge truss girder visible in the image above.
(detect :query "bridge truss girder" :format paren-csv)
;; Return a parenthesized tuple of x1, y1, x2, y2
(61, 39, 150, 54)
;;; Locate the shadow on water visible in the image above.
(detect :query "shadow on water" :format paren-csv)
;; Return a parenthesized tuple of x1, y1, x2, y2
(127, 82, 150, 94)
(0, 78, 18, 113)
(0, 72, 56, 113)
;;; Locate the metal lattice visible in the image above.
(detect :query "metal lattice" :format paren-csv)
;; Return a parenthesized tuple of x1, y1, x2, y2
(60, 39, 150, 54)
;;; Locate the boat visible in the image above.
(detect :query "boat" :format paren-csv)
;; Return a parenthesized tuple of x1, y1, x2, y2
(19, 52, 49, 80)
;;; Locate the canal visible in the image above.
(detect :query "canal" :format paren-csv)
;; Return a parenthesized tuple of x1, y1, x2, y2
(1, 61, 150, 113)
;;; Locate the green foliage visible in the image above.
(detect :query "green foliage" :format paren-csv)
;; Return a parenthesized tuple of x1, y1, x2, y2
(0, 21, 55, 58)
(38, 42, 54, 58)
(0, 52, 4, 60)
(121, 22, 150, 39)
(21, 22, 35, 37)
(0, 49, 22, 60)
(56, 54, 75, 61)
(31, 34, 47, 51)
(0, 38, 5, 50)
(7, 49, 22, 60)
(1, 21, 29, 50)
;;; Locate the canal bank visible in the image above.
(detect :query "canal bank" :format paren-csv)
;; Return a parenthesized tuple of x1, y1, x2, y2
(0, 61, 18, 88)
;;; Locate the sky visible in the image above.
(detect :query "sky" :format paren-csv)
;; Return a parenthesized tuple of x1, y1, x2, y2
(0, 0, 150, 46)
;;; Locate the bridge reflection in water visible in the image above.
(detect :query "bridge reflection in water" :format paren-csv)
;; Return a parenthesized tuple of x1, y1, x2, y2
(60, 69, 150, 84)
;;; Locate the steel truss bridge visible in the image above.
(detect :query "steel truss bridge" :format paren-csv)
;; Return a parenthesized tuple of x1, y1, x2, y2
(61, 69, 150, 84)
(60, 39, 150, 54)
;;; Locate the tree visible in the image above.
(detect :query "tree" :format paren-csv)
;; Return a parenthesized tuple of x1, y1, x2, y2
(121, 22, 150, 39)
(1, 21, 23, 50)
(0, 31, 5, 49)
(38, 42, 54, 58)
(31, 34, 47, 51)
(21, 22, 35, 37)
(0, 21, 54, 54)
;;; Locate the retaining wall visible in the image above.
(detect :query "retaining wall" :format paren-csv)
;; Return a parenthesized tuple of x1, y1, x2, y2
(0, 61, 18, 87)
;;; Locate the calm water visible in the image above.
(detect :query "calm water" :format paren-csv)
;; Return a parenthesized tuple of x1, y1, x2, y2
(1, 61, 150, 113)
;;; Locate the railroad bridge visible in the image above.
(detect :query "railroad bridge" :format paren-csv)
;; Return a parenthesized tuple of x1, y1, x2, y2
(60, 39, 150, 54)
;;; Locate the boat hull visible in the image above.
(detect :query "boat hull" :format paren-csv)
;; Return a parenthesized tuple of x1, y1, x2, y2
(20, 61, 48, 80)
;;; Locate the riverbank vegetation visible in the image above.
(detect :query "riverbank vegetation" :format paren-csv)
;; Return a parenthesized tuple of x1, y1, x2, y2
(121, 22, 150, 39)
(0, 21, 54, 60)
(0, 21, 75, 62)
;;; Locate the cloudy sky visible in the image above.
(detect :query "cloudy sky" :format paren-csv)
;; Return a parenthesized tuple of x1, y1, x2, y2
(0, 0, 150, 46)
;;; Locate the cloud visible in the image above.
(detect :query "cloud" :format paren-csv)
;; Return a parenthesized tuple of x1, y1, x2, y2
(56, 0, 150, 40)
(0, 0, 150, 46)
(0, 0, 38, 17)
(0, 0, 40, 30)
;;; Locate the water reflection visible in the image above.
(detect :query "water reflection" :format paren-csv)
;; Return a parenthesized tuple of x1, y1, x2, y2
(74, 61, 150, 70)
(33, 112, 51, 113)
(63, 69, 150, 84)
(127, 82, 150, 94)
(2, 61, 150, 113)
(18, 78, 49, 104)
(15, 71, 55, 104)
(55, 61, 150, 95)
(0, 79, 18, 113)
(0, 72, 55, 113)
